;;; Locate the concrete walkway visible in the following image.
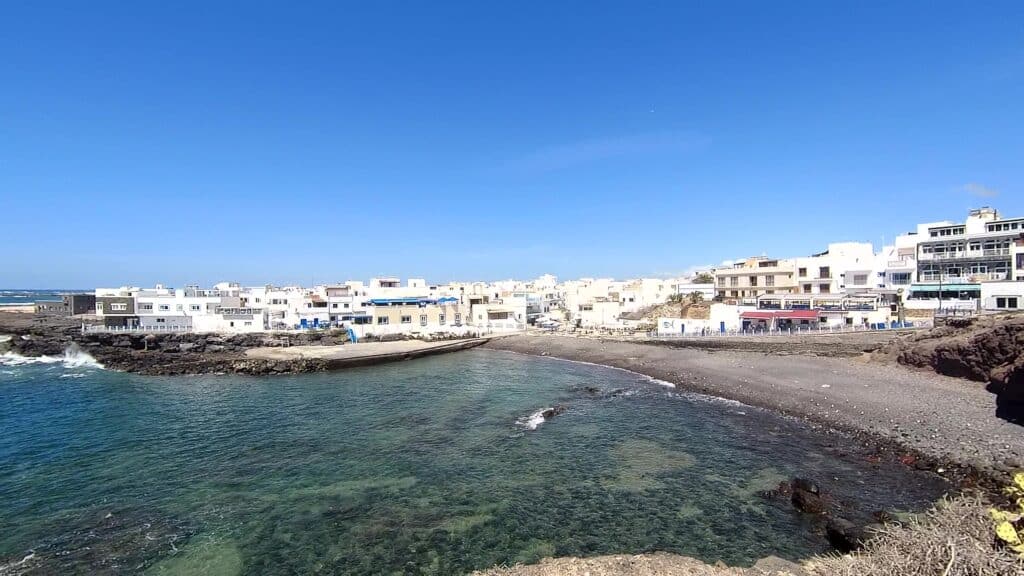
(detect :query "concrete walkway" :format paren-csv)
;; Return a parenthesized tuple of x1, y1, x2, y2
(245, 338, 489, 367)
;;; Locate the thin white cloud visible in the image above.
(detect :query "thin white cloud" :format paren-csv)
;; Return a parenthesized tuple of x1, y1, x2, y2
(511, 131, 709, 173)
(650, 264, 715, 278)
(962, 182, 1000, 198)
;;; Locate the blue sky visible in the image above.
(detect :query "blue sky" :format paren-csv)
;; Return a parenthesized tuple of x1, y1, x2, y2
(2, 1, 1022, 288)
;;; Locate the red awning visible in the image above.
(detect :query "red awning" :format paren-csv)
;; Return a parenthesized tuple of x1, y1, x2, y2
(741, 310, 820, 320)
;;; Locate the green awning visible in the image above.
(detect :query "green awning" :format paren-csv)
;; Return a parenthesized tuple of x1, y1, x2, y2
(909, 284, 980, 292)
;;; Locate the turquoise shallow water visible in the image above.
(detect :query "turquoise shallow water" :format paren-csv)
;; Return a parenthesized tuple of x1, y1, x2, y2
(0, 349, 946, 575)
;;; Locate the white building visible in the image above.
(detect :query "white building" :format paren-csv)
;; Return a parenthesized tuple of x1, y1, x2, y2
(907, 208, 1024, 311)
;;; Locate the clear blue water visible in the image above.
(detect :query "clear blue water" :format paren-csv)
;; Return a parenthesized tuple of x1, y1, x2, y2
(0, 349, 946, 575)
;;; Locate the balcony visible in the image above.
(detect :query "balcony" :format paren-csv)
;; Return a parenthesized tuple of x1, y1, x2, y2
(918, 249, 1011, 261)
(919, 272, 1008, 283)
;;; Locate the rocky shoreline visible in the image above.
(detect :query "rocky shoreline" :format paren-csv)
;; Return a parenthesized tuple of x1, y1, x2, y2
(0, 312, 483, 375)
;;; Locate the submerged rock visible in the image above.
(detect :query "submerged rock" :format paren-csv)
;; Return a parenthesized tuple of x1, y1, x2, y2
(541, 405, 567, 419)
(762, 477, 826, 514)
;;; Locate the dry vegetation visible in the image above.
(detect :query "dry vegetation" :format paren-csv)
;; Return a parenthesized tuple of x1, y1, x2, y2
(809, 494, 1023, 576)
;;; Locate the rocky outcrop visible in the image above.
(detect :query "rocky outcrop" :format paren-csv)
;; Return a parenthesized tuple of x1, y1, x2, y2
(877, 314, 1024, 410)
(790, 478, 825, 514)
(0, 314, 359, 375)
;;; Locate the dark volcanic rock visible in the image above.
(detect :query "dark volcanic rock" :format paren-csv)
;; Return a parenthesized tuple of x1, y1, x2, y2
(791, 488, 825, 514)
(791, 477, 820, 495)
(541, 405, 567, 419)
(882, 315, 1024, 407)
(825, 516, 881, 552)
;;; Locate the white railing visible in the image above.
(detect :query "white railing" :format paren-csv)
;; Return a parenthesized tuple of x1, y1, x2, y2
(919, 248, 1011, 261)
(918, 273, 1006, 283)
(887, 260, 914, 268)
(648, 322, 921, 339)
(82, 324, 193, 334)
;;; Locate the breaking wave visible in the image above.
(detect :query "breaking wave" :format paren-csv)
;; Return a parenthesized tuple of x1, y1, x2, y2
(516, 408, 550, 431)
(0, 346, 104, 369)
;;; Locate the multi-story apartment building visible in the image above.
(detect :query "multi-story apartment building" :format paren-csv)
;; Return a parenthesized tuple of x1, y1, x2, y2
(910, 208, 1021, 305)
(714, 257, 797, 302)
(789, 242, 876, 296)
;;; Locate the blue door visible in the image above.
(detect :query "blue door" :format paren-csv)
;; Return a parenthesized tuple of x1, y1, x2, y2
(719, 321, 726, 333)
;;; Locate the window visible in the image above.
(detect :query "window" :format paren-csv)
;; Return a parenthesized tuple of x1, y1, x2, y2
(852, 274, 868, 285)
(765, 275, 774, 287)
(798, 267, 807, 277)
(718, 277, 726, 286)
(111, 303, 128, 311)
(176, 304, 183, 311)
(420, 314, 428, 326)
(439, 314, 446, 325)
(159, 304, 170, 311)
(729, 277, 738, 287)
(454, 313, 461, 324)
(996, 297, 1019, 309)
(190, 305, 201, 312)
(891, 272, 911, 285)
(97, 303, 104, 312)
(819, 284, 830, 294)
(344, 303, 350, 309)
(377, 317, 389, 325)
(803, 284, 812, 293)
(244, 321, 252, 326)
(140, 303, 153, 311)
(819, 266, 830, 279)
(156, 318, 165, 323)
(255, 298, 261, 303)
(401, 315, 412, 324)
(332, 303, 338, 309)
(749, 276, 758, 287)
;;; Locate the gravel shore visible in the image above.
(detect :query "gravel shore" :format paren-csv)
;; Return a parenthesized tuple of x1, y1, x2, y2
(484, 334, 1024, 480)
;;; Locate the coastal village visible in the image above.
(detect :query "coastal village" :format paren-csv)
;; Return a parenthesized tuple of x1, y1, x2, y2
(34, 206, 1024, 339)
(6, 4, 1024, 575)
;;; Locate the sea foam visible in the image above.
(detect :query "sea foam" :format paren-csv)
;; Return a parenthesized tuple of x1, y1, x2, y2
(0, 346, 104, 369)
(517, 408, 550, 431)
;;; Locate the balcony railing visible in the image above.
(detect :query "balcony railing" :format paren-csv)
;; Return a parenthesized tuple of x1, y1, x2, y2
(82, 324, 192, 334)
(919, 272, 1008, 283)
(918, 249, 1011, 261)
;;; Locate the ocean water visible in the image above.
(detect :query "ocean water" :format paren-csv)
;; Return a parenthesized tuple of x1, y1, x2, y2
(0, 349, 946, 575)
(0, 289, 75, 306)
